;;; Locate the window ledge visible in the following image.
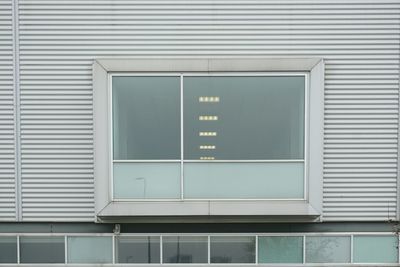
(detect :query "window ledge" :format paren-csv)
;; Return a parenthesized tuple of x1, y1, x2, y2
(97, 200, 320, 223)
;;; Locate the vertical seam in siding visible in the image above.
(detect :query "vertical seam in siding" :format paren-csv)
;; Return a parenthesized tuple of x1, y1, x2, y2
(11, 0, 21, 222)
(396, 9, 400, 220)
(397, 10, 400, 221)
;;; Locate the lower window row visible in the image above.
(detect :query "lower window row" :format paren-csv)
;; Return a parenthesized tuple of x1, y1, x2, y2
(0, 235, 398, 264)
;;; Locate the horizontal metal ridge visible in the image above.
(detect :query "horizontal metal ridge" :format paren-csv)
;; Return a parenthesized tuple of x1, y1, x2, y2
(1, 0, 397, 221)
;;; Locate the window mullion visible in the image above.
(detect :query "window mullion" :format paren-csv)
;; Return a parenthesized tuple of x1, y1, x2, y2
(180, 74, 184, 200)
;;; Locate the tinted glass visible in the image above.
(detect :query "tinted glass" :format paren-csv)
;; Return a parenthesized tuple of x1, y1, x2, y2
(113, 76, 180, 160)
(184, 76, 305, 160)
(163, 236, 208, 263)
(67, 236, 112, 263)
(184, 162, 303, 199)
(210, 236, 255, 263)
(258, 236, 303, 263)
(0, 237, 17, 263)
(116, 236, 160, 263)
(113, 163, 180, 199)
(20, 236, 64, 263)
(306, 236, 351, 263)
(353, 236, 398, 263)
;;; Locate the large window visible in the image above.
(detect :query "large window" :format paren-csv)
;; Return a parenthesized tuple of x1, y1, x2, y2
(111, 74, 306, 200)
(94, 58, 324, 219)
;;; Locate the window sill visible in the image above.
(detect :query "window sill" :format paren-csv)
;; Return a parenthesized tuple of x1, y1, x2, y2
(97, 200, 320, 223)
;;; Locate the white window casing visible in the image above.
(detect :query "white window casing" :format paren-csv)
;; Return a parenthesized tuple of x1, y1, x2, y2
(93, 58, 324, 223)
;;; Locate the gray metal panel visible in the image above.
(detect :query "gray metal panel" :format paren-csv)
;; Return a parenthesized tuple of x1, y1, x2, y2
(0, 0, 16, 221)
(14, 0, 400, 221)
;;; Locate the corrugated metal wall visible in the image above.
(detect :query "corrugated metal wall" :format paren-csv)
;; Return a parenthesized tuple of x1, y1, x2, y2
(0, 0, 16, 221)
(6, 0, 400, 221)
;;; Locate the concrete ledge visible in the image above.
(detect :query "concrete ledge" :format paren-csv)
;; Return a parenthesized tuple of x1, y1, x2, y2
(97, 201, 320, 223)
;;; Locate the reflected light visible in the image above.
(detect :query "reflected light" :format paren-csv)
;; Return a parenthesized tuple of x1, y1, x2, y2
(200, 157, 215, 160)
(199, 145, 216, 149)
(199, 132, 217, 136)
(199, 116, 218, 121)
(199, 96, 220, 102)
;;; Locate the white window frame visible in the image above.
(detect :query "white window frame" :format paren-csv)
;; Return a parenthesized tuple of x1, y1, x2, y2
(110, 72, 308, 201)
(93, 58, 324, 222)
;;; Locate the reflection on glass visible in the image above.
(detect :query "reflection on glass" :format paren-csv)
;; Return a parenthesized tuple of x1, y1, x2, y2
(353, 236, 398, 263)
(113, 163, 181, 199)
(258, 236, 303, 263)
(67, 236, 112, 263)
(113, 76, 180, 160)
(163, 236, 208, 263)
(116, 236, 160, 263)
(20, 237, 65, 263)
(306, 236, 351, 263)
(0, 237, 17, 263)
(210, 236, 255, 263)
(184, 76, 305, 160)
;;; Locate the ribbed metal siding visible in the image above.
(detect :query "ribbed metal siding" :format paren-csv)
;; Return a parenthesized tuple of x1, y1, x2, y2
(16, 0, 399, 221)
(0, 0, 16, 221)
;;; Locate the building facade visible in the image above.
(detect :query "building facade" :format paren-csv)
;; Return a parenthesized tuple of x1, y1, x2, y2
(0, 0, 400, 265)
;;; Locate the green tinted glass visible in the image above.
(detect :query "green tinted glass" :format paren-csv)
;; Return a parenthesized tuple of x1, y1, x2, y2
(353, 236, 398, 263)
(258, 236, 303, 263)
(67, 237, 112, 263)
(113, 163, 180, 199)
(306, 236, 351, 263)
(184, 162, 303, 199)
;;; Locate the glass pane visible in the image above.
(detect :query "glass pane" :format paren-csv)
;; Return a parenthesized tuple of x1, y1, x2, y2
(306, 236, 351, 263)
(20, 237, 65, 263)
(184, 76, 305, 160)
(113, 76, 180, 160)
(113, 163, 180, 199)
(0, 237, 17, 263)
(210, 236, 255, 263)
(67, 236, 112, 263)
(353, 236, 398, 263)
(258, 236, 303, 263)
(162, 236, 208, 263)
(116, 236, 160, 263)
(184, 162, 303, 198)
